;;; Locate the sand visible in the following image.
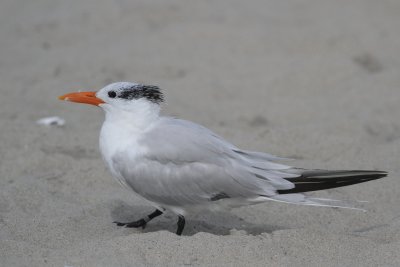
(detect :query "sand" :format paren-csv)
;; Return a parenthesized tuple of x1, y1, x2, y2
(1, 0, 400, 266)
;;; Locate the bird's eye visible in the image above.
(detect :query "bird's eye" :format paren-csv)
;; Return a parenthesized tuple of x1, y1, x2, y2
(108, 91, 117, 98)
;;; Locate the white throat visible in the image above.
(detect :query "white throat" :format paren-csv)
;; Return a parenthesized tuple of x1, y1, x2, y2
(101, 100, 161, 131)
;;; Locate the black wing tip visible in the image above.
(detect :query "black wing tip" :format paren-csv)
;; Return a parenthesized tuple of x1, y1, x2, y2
(302, 169, 388, 175)
(278, 169, 387, 194)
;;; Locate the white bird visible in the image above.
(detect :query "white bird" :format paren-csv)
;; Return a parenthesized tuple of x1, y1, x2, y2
(59, 82, 387, 235)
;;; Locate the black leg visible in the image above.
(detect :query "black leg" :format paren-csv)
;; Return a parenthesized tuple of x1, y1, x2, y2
(114, 209, 163, 229)
(176, 215, 185, 235)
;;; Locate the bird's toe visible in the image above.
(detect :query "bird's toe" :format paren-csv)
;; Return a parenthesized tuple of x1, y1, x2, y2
(113, 221, 127, 227)
(113, 219, 147, 229)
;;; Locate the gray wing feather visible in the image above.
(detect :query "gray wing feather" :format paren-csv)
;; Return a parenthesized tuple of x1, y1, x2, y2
(115, 118, 297, 207)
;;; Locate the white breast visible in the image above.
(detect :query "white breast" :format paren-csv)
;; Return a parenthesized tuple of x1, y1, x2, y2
(99, 118, 148, 188)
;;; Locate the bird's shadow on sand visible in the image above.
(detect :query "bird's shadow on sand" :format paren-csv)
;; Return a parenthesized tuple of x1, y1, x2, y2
(110, 201, 285, 236)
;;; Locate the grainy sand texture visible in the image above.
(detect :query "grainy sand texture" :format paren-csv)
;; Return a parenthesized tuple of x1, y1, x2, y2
(1, 0, 400, 266)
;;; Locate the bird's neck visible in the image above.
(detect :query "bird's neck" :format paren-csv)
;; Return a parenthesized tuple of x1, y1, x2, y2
(99, 104, 160, 168)
(102, 103, 161, 132)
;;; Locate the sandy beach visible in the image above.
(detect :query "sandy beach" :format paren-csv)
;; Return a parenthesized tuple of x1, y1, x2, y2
(1, 0, 400, 266)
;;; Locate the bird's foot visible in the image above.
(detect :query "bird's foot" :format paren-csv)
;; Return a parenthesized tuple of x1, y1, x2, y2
(113, 209, 163, 230)
(113, 218, 148, 229)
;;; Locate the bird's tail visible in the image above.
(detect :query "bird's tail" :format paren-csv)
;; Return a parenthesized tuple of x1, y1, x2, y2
(265, 170, 387, 210)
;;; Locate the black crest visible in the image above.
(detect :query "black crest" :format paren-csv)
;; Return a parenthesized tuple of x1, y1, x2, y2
(119, 84, 164, 104)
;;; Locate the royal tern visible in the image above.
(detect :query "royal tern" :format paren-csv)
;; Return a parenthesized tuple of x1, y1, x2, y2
(59, 82, 387, 235)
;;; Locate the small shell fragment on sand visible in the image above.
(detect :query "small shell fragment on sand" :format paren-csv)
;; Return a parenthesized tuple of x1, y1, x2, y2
(36, 116, 66, 127)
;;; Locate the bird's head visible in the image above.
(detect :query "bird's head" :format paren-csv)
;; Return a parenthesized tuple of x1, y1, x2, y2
(59, 82, 164, 115)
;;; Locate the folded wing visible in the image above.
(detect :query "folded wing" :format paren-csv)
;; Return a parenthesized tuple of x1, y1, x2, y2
(113, 118, 297, 207)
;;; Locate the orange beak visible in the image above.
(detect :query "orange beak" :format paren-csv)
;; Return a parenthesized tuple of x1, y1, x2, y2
(58, 91, 104, 106)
